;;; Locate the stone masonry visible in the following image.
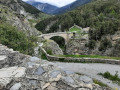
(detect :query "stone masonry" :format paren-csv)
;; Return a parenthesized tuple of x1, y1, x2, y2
(0, 44, 110, 90)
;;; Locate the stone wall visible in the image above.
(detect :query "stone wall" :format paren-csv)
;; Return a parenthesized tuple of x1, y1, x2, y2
(43, 40, 63, 55)
(0, 44, 29, 68)
(46, 55, 120, 65)
(40, 46, 120, 65)
(66, 38, 89, 55)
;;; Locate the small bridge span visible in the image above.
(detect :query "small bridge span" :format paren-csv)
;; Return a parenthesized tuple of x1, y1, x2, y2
(38, 32, 74, 44)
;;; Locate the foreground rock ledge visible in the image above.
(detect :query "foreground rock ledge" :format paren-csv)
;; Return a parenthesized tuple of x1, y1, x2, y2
(0, 67, 26, 89)
(0, 44, 111, 90)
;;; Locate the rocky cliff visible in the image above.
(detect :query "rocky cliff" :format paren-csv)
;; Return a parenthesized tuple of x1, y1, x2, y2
(0, 0, 41, 36)
(0, 44, 109, 90)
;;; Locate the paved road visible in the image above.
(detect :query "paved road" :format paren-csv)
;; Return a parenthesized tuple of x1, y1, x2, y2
(53, 62, 120, 89)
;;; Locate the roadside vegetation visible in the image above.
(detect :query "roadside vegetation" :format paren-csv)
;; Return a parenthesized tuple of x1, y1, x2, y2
(69, 26, 81, 33)
(0, 21, 37, 55)
(93, 79, 108, 87)
(99, 71, 120, 86)
(56, 55, 120, 60)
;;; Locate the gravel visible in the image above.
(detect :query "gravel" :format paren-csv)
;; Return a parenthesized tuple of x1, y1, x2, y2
(53, 62, 120, 89)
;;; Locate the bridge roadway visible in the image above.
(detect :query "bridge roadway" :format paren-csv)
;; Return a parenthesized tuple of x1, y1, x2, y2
(38, 32, 74, 43)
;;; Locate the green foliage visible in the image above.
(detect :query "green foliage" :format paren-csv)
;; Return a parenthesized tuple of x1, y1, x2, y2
(93, 79, 108, 87)
(46, 49, 52, 55)
(36, 0, 120, 53)
(36, 0, 120, 34)
(99, 71, 120, 85)
(87, 40, 96, 49)
(35, 17, 57, 33)
(99, 38, 112, 51)
(41, 52, 47, 60)
(56, 54, 120, 60)
(0, 21, 37, 55)
(69, 26, 81, 32)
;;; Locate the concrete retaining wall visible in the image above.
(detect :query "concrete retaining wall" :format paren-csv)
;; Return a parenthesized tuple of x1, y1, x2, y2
(40, 47, 120, 65)
(47, 55, 120, 65)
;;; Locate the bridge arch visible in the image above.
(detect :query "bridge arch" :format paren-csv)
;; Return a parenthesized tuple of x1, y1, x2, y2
(50, 36, 66, 52)
(39, 32, 74, 44)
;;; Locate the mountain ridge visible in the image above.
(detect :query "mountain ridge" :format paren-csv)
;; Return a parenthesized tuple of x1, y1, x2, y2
(26, 0, 58, 14)
(53, 0, 92, 14)
(25, 0, 92, 14)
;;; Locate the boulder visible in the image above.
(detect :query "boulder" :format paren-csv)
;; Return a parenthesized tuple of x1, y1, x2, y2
(79, 76, 93, 84)
(10, 83, 22, 90)
(0, 55, 7, 68)
(0, 67, 26, 89)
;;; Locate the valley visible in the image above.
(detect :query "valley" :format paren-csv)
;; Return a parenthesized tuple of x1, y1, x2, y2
(0, 0, 120, 90)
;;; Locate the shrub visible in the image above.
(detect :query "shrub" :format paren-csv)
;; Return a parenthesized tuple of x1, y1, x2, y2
(87, 40, 96, 49)
(99, 38, 112, 51)
(0, 21, 37, 55)
(99, 71, 120, 85)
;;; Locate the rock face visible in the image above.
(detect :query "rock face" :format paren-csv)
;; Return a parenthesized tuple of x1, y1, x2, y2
(0, 0, 39, 36)
(0, 67, 26, 89)
(0, 55, 7, 68)
(66, 38, 89, 55)
(0, 44, 110, 90)
(43, 40, 63, 55)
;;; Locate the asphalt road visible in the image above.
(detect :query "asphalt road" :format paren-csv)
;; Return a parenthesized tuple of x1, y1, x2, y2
(53, 62, 120, 89)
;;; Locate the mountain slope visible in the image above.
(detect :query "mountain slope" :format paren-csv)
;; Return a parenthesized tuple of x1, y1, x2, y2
(53, 0, 92, 14)
(26, 0, 58, 14)
(25, 0, 91, 14)
(0, 0, 50, 36)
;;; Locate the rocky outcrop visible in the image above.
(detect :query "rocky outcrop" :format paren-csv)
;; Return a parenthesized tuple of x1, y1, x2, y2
(43, 40, 63, 55)
(0, 67, 26, 89)
(66, 38, 89, 55)
(0, 0, 39, 36)
(0, 44, 109, 90)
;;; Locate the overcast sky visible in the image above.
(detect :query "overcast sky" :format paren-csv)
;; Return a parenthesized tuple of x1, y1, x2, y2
(23, 0, 76, 7)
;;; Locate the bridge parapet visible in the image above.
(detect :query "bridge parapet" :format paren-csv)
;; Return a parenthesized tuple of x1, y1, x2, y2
(38, 32, 74, 44)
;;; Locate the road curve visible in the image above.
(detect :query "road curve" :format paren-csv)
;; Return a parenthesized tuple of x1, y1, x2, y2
(53, 62, 120, 89)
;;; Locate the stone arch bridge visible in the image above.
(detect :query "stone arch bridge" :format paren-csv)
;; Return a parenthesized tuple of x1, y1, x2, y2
(38, 32, 74, 44)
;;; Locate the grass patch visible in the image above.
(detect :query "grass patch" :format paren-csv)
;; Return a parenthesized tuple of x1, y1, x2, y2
(98, 72, 120, 86)
(76, 72, 84, 75)
(56, 55, 120, 60)
(93, 79, 108, 87)
(50, 58, 91, 63)
(41, 53, 47, 60)
(69, 26, 81, 32)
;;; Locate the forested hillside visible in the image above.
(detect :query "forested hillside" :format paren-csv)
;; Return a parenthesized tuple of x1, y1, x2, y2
(36, 0, 120, 34)
(36, 0, 120, 56)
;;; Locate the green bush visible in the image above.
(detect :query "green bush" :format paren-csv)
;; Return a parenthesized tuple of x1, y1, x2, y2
(99, 71, 120, 85)
(99, 38, 112, 51)
(93, 79, 108, 87)
(41, 53, 47, 60)
(46, 49, 52, 55)
(0, 21, 37, 55)
(87, 40, 96, 49)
